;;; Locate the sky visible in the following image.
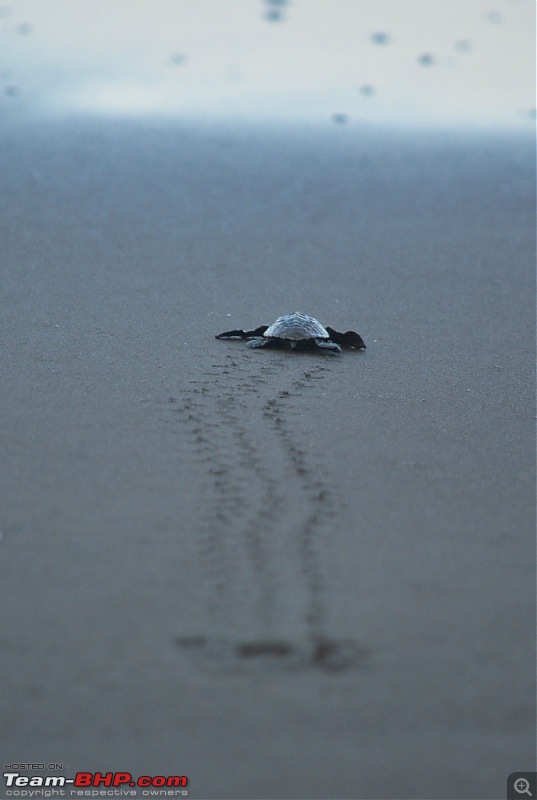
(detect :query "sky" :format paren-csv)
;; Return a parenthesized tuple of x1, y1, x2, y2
(0, 0, 535, 127)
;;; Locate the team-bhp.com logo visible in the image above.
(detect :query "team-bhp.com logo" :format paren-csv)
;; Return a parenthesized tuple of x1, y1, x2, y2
(3, 772, 188, 796)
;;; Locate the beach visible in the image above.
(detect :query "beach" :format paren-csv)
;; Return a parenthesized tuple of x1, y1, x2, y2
(0, 116, 534, 798)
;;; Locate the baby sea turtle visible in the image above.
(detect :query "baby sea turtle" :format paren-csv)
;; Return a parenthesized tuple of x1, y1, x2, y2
(216, 312, 365, 354)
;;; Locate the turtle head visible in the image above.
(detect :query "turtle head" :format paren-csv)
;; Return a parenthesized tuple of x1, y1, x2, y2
(341, 330, 366, 349)
(325, 326, 366, 349)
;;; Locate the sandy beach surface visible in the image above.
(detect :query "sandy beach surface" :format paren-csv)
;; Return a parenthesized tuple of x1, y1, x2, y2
(1, 117, 535, 799)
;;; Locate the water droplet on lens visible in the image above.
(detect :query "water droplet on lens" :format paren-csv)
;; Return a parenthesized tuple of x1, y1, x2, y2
(263, 0, 288, 22)
(417, 53, 435, 66)
(264, 9, 282, 21)
(455, 39, 472, 52)
(370, 32, 390, 45)
(487, 10, 503, 24)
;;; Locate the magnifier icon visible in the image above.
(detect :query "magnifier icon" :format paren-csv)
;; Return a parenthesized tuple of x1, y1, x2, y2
(515, 778, 533, 797)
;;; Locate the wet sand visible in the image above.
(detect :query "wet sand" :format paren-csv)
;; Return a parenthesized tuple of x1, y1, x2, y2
(1, 118, 535, 799)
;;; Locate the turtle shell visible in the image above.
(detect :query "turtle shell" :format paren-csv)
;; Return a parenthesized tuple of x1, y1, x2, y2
(264, 312, 330, 341)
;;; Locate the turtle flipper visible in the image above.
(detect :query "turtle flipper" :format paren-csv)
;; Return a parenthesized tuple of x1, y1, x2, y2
(314, 339, 341, 353)
(216, 325, 268, 340)
(247, 337, 290, 349)
(325, 327, 366, 349)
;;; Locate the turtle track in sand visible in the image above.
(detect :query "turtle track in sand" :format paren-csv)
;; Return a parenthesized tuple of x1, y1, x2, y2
(167, 351, 370, 673)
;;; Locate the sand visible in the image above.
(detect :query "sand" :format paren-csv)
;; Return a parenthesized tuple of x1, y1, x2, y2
(1, 117, 535, 799)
